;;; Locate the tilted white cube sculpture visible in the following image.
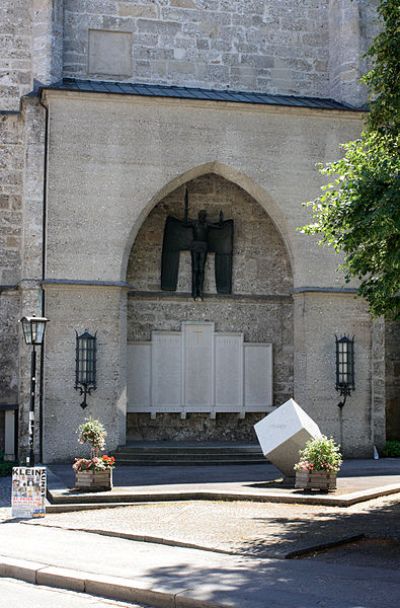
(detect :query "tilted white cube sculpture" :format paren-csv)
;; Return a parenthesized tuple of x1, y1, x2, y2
(254, 398, 322, 478)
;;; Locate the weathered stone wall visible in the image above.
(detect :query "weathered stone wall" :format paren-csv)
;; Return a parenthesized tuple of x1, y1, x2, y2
(0, 1, 32, 111)
(62, 0, 378, 105)
(328, 0, 380, 106)
(31, 0, 64, 88)
(0, 0, 62, 461)
(385, 321, 400, 440)
(0, 114, 24, 286)
(0, 412, 5, 453)
(371, 317, 386, 449)
(127, 412, 265, 442)
(42, 284, 127, 462)
(0, 0, 63, 111)
(63, 0, 330, 97)
(294, 292, 375, 457)
(0, 112, 24, 416)
(0, 1, 379, 108)
(0, 290, 20, 407)
(43, 92, 364, 286)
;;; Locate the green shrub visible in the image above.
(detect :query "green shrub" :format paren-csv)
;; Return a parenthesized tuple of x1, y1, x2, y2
(77, 417, 107, 458)
(295, 435, 343, 473)
(381, 440, 400, 458)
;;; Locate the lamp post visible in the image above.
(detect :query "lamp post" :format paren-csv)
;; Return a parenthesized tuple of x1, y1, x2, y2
(19, 315, 49, 466)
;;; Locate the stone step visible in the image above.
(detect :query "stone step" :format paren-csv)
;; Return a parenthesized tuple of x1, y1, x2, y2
(113, 459, 266, 466)
(112, 443, 265, 465)
(117, 446, 261, 452)
(115, 449, 262, 456)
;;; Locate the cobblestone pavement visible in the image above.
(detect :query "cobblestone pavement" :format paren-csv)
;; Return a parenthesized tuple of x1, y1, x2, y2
(2, 470, 400, 562)
(3, 492, 399, 560)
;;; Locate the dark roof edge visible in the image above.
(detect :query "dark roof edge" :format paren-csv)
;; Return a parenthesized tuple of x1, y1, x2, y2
(41, 78, 367, 113)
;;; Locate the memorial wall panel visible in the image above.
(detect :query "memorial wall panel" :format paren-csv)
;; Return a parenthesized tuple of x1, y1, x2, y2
(127, 323, 272, 414)
(152, 332, 182, 409)
(215, 334, 243, 410)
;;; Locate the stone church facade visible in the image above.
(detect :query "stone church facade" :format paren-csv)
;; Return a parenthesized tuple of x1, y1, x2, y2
(1, 0, 398, 463)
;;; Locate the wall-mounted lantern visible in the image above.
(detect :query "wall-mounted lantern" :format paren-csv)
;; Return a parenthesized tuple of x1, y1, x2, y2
(75, 330, 97, 409)
(19, 314, 49, 466)
(335, 335, 355, 408)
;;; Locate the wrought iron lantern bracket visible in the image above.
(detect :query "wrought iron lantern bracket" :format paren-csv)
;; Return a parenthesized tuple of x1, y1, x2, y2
(75, 330, 97, 409)
(335, 335, 355, 409)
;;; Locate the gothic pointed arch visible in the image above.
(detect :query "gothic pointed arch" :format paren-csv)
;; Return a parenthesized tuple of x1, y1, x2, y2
(121, 162, 293, 281)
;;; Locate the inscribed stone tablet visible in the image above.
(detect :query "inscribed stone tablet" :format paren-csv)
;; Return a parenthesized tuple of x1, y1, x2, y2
(152, 332, 182, 408)
(127, 343, 151, 411)
(183, 322, 214, 408)
(215, 334, 243, 408)
(244, 344, 272, 408)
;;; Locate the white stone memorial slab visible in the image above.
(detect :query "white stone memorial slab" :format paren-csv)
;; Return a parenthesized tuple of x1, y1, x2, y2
(127, 343, 151, 411)
(244, 344, 272, 408)
(152, 332, 182, 408)
(254, 398, 321, 478)
(183, 322, 214, 409)
(215, 333, 243, 409)
(127, 322, 273, 415)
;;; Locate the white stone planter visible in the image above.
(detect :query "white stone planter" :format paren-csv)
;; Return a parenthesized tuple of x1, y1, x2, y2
(75, 469, 113, 491)
(295, 470, 337, 493)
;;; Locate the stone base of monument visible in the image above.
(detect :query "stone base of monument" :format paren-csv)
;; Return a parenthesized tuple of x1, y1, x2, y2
(295, 470, 337, 493)
(254, 398, 322, 483)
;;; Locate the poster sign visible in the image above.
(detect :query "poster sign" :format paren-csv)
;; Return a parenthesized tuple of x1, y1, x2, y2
(11, 467, 47, 519)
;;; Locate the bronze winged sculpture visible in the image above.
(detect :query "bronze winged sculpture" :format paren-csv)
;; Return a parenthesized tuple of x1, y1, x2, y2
(161, 188, 234, 300)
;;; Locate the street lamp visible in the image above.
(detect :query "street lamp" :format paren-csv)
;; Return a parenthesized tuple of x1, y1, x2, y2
(19, 315, 49, 466)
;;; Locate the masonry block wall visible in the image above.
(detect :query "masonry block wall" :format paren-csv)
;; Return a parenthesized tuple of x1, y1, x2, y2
(62, 0, 377, 106)
(1, 1, 394, 460)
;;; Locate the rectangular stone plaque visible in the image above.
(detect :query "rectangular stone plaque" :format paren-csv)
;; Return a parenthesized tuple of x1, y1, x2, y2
(215, 333, 243, 409)
(183, 322, 214, 409)
(152, 332, 182, 408)
(244, 344, 272, 409)
(88, 30, 132, 77)
(127, 323, 273, 414)
(127, 343, 151, 411)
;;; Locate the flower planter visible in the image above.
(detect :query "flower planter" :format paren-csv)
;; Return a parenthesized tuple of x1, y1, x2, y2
(295, 470, 337, 493)
(75, 469, 113, 491)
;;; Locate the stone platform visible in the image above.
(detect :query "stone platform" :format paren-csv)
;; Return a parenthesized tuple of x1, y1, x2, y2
(46, 459, 400, 511)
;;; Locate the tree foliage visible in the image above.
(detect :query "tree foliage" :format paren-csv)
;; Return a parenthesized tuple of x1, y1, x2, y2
(302, 0, 400, 318)
(363, 0, 400, 137)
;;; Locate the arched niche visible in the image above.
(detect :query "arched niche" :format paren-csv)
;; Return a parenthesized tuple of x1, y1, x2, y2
(120, 161, 294, 282)
(125, 173, 294, 442)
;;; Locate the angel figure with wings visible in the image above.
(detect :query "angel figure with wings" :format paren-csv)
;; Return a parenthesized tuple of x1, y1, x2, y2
(161, 189, 234, 301)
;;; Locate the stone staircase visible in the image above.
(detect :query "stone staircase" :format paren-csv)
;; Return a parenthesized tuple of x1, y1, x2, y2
(112, 441, 266, 466)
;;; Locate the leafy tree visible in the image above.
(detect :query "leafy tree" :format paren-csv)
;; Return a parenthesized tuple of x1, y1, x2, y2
(302, 0, 400, 319)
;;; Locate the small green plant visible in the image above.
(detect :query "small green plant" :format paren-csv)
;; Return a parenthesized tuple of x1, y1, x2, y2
(295, 435, 342, 473)
(381, 440, 400, 458)
(77, 417, 107, 458)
